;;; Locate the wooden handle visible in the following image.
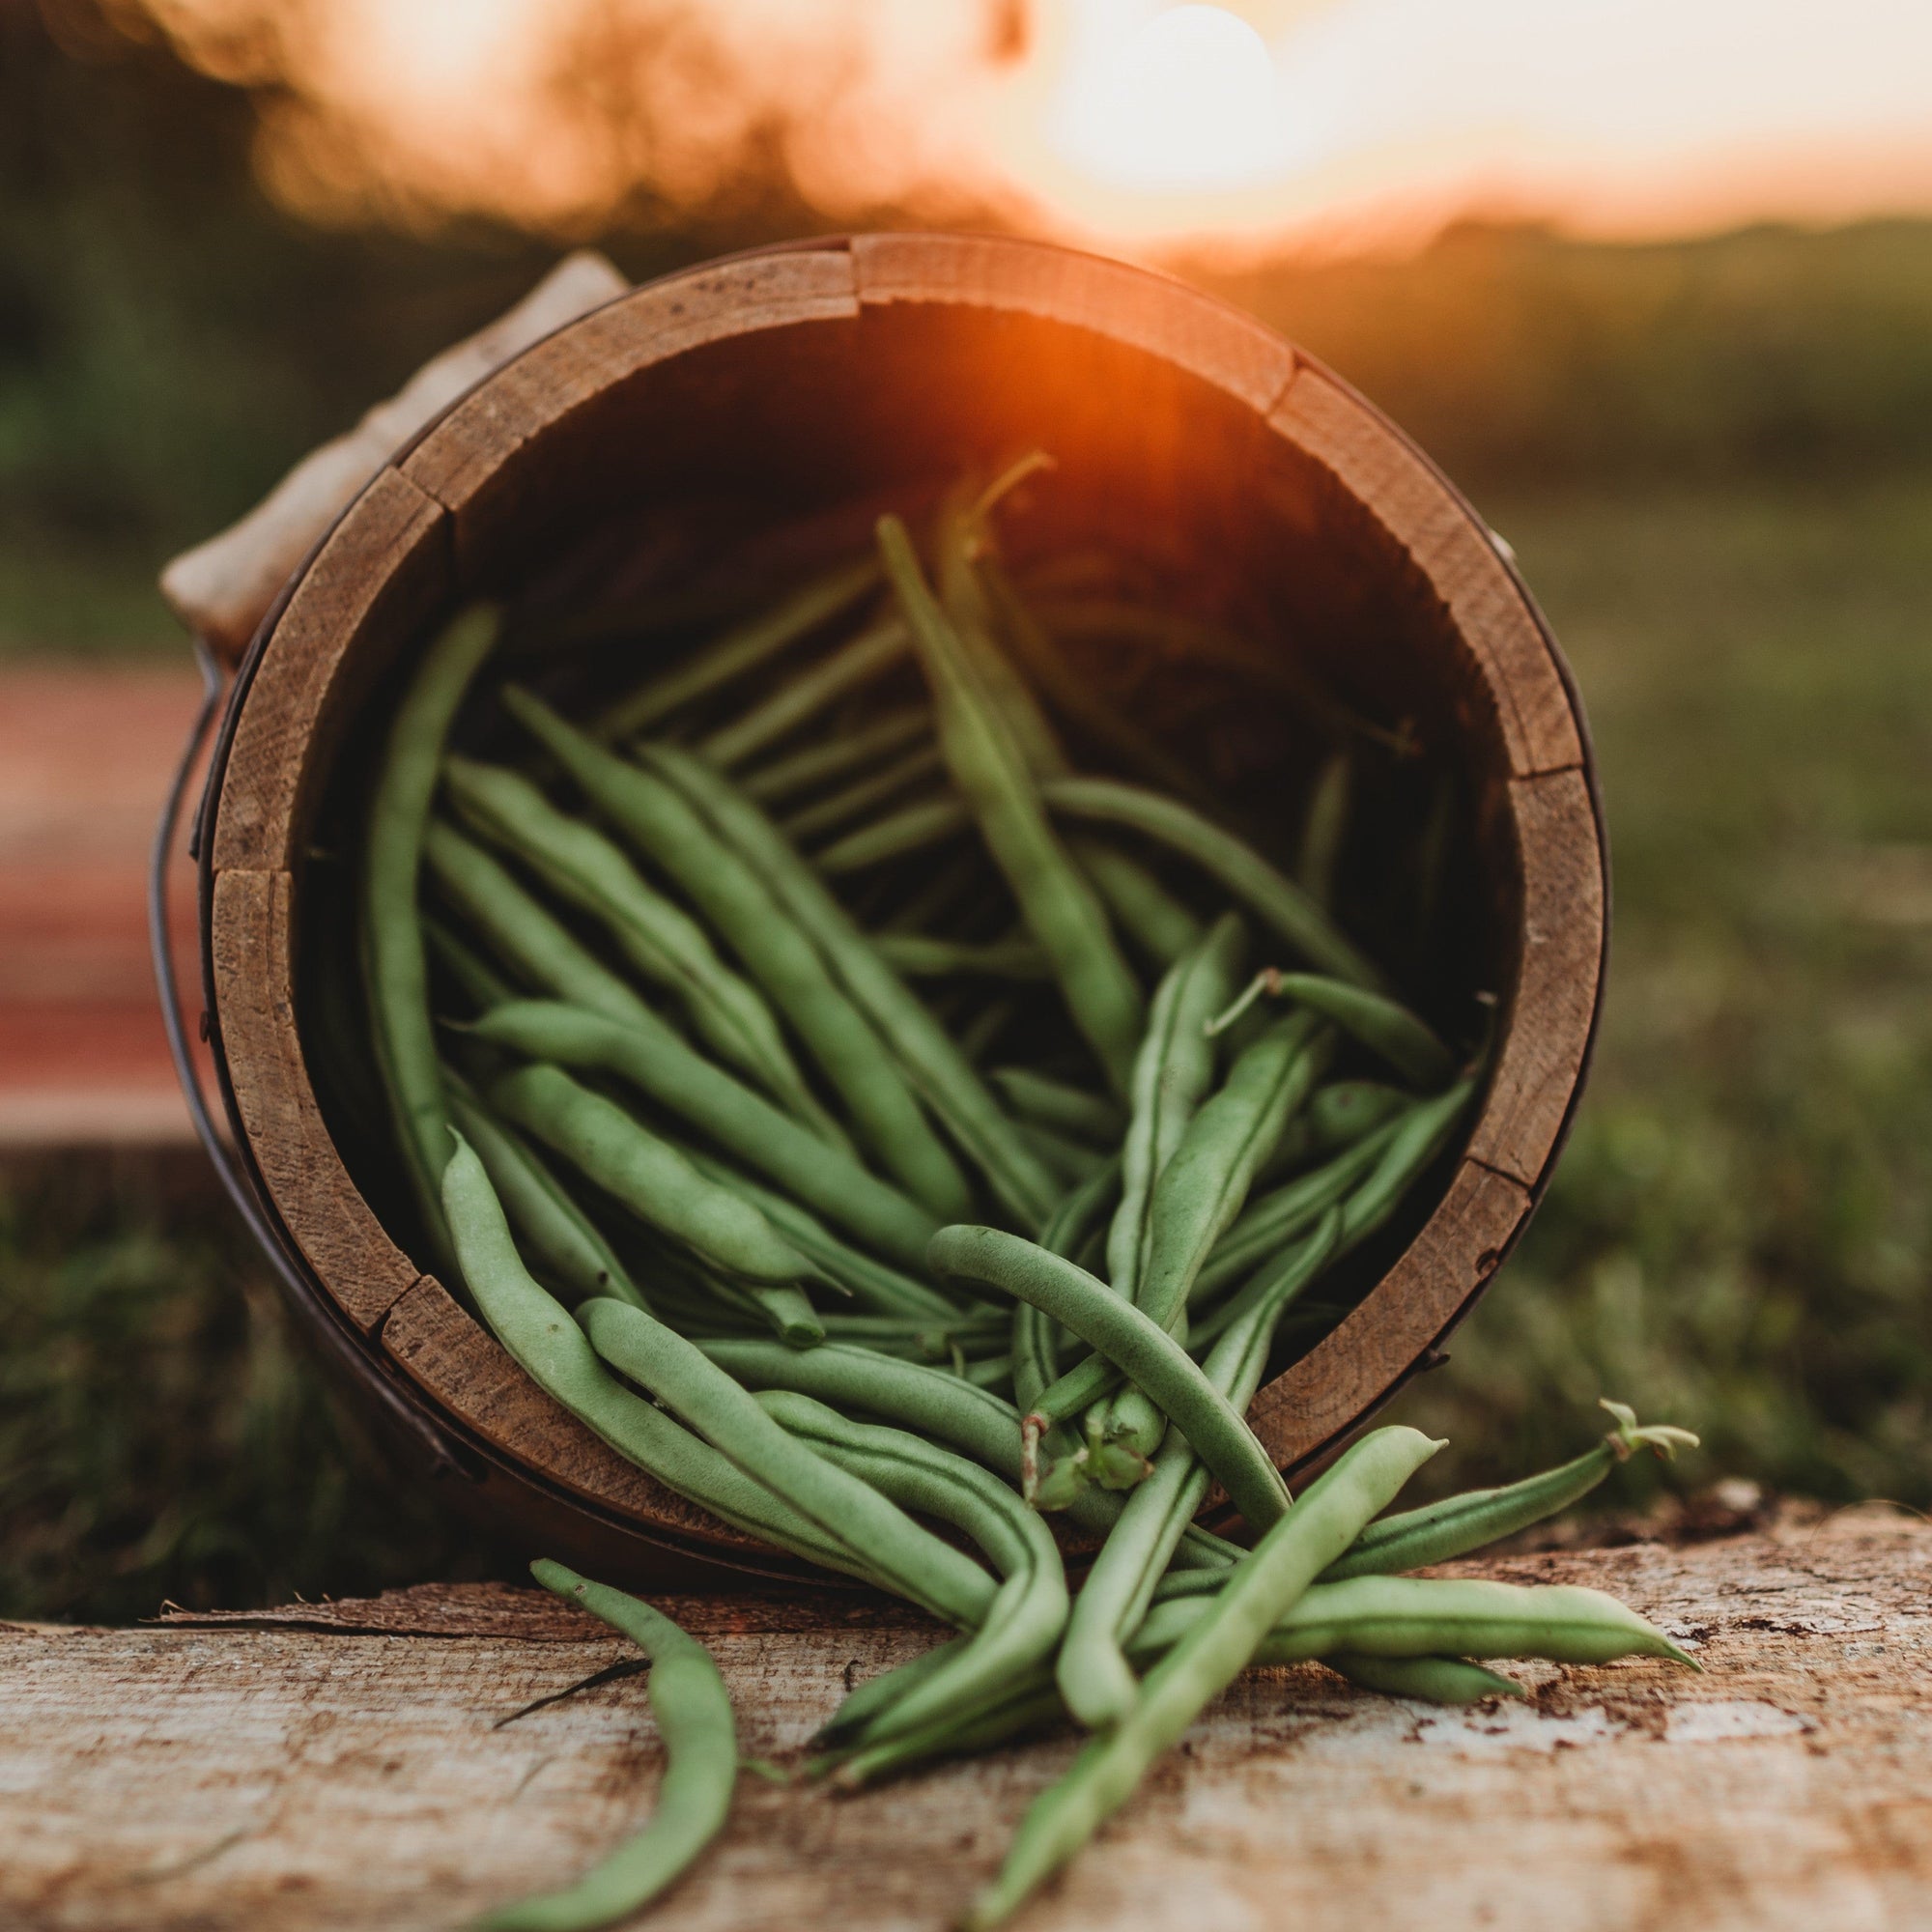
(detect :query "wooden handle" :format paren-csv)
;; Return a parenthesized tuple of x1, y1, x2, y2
(158, 250, 631, 664)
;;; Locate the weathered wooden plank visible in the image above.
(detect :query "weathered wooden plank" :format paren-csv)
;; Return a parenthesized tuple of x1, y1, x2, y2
(4, 1516, 1927, 1932)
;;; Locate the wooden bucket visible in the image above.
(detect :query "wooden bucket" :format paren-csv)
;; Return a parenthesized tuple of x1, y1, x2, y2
(189, 233, 1605, 1587)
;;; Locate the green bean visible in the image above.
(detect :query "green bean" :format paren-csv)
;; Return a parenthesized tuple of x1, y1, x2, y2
(1141, 1573, 1698, 1671)
(639, 742, 1061, 1228)
(1067, 837, 1205, 968)
(438, 1132, 869, 1579)
(1326, 1654, 1525, 1705)
(672, 1144, 960, 1321)
(505, 689, 973, 1217)
(1108, 913, 1248, 1303)
(489, 1065, 814, 1291)
(957, 996, 1017, 1065)
(872, 932, 1051, 980)
(1192, 1112, 1408, 1299)
(758, 1392, 1068, 1745)
(820, 1684, 1065, 1790)
(986, 1068, 1123, 1147)
(699, 614, 909, 769)
(595, 555, 880, 739)
(1014, 1157, 1119, 1435)
(480, 1562, 735, 1931)
(1039, 776, 1384, 990)
(442, 753, 838, 1143)
(1328, 1071, 1478, 1252)
(422, 822, 658, 1032)
(465, 1001, 937, 1270)
(878, 515, 1146, 1096)
(1207, 968, 1453, 1088)
(359, 605, 499, 1265)
(962, 1427, 1442, 1930)
(1035, 1013, 1331, 1438)
(781, 744, 945, 846)
(980, 557, 1226, 817)
(1320, 1400, 1699, 1582)
(1304, 1078, 1410, 1155)
(740, 704, 932, 807)
(580, 1297, 997, 1627)
(1056, 1208, 1343, 1727)
(1295, 748, 1352, 910)
(813, 794, 973, 873)
(928, 1226, 1293, 1532)
(444, 1076, 643, 1310)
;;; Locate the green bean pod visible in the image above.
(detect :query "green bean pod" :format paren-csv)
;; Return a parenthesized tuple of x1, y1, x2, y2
(740, 704, 932, 807)
(781, 744, 945, 846)
(699, 613, 909, 769)
(465, 1000, 937, 1270)
(488, 1065, 814, 1290)
(872, 932, 1052, 980)
(1139, 1573, 1698, 1671)
(1108, 912, 1249, 1301)
(1039, 775, 1385, 990)
(445, 1078, 643, 1309)
(421, 821, 658, 1032)
(443, 754, 829, 1135)
(1065, 836, 1205, 968)
(503, 688, 973, 1219)
(580, 1297, 997, 1628)
(481, 1562, 735, 1931)
(1327, 1654, 1526, 1705)
(928, 1225, 1293, 1532)
(359, 605, 500, 1265)
(1319, 1401, 1700, 1581)
(423, 911, 518, 1011)
(757, 1392, 1068, 1746)
(962, 1427, 1443, 1930)
(1056, 1209, 1343, 1727)
(1210, 968, 1453, 1088)
(639, 741, 1061, 1229)
(439, 1133, 869, 1579)
(878, 515, 1146, 1097)
(595, 555, 880, 740)
(986, 1068, 1125, 1148)
(812, 794, 973, 873)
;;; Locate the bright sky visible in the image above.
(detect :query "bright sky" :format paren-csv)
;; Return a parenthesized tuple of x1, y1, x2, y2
(144, 0, 1932, 256)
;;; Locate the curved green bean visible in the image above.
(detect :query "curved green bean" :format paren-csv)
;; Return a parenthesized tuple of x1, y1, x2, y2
(466, 1000, 937, 1270)
(963, 1427, 1442, 1929)
(580, 1297, 996, 1628)
(503, 688, 973, 1219)
(985, 1068, 1124, 1149)
(700, 614, 909, 769)
(878, 515, 1146, 1097)
(359, 605, 499, 1264)
(640, 741, 1061, 1228)
(781, 744, 944, 846)
(1208, 968, 1453, 1088)
(480, 1562, 735, 1931)
(443, 754, 829, 1135)
(595, 555, 879, 740)
(740, 704, 932, 807)
(927, 1225, 1293, 1531)
(758, 1392, 1068, 1746)
(1067, 836, 1205, 968)
(438, 1132, 868, 1579)
(488, 1065, 813, 1291)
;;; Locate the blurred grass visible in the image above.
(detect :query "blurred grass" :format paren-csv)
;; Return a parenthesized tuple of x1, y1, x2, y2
(1391, 469, 1932, 1508)
(5, 469, 1927, 1619)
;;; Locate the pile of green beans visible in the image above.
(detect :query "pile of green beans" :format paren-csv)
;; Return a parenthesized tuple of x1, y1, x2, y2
(350, 479, 1699, 1931)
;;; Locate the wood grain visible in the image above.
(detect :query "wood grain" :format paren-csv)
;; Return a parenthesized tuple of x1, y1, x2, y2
(1270, 364, 1584, 779)
(1246, 1157, 1533, 1475)
(212, 468, 451, 876)
(378, 1273, 783, 1569)
(7, 1515, 1928, 1932)
(401, 249, 860, 587)
(1467, 768, 1607, 1188)
(852, 231, 1296, 416)
(210, 867, 417, 1330)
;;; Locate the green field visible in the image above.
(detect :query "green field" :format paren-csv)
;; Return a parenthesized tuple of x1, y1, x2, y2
(6, 469, 1927, 1622)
